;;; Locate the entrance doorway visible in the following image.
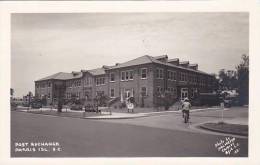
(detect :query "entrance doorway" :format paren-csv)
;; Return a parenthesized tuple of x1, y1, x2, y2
(120, 88, 134, 102)
(181, 88, 188, 100)
(125, 89, 133, 100)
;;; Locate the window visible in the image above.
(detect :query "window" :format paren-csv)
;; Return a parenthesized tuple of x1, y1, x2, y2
(184, 73, 188, 82)
(129, 70, 134, 80)
(157, 86, 163, 93)
(141, 68, 147, 79)
(173, 72, 177, 80)
(110, 88, 115, 98)
(156, 68, 163, 79)
(48, 82, 51, 87)
(121, 71, 125, 81)
(96, 77, 105, 86)
(110, 73, 115, 82)
(181, 72, 185, 81)
(141, 87, 147, 96)
(68, 81, 72, 88)
(121, 70, 133, 81)
(125, 71, 129, 80)
(77, 80, 81, 87)
(84, 77, 92, 86)
(48, 93, 50, 99)
(168, 70, 176, 80)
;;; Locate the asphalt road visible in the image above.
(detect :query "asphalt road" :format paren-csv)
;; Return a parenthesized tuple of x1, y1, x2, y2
(11, 111, 248, 157)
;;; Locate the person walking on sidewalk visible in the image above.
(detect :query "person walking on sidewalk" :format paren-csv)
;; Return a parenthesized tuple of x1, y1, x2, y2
(182, 97, 191, 120)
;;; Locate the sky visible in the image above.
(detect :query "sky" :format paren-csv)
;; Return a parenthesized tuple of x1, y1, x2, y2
(11, 13, 249, 97)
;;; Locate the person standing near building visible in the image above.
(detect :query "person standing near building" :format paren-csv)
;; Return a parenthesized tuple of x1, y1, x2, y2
(182, 98, 191, 120)
(127, 97, 135, 113)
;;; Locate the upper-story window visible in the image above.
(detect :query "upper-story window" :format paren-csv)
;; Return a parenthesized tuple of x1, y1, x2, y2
(167, 70, 176, 81)
(110, 73, 115, 82)
(96, 77, 105, 86)
(84, 77, 92, 86)
(121, 71, 125, 81)
(129, 70, 134, 80)
(125, 71, 129, 80)
(141, 68, 147, 79)
(173, 71, 177, 81)
(77, 80, 81, 87)
(156, 68, 163, 79)
(121, 70, 134, 81)
(180, 72, 186, 82)
(184, 73, 188, 82)
(48, 82, 51, 87)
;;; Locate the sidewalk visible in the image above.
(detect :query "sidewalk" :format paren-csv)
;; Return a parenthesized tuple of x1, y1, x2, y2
(16, 106, 225, 120)
(85, 107, 224, 119)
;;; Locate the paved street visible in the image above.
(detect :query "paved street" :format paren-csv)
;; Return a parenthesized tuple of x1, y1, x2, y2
(11, 107, 248, 157)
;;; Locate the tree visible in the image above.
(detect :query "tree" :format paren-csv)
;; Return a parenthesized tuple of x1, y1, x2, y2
(10, 88, 14, 98)
(55, 83, 65, 112)
(236, 54, 249, 105)
(218, 69, 238, 90)
(211, 74, 220, 92)
(94, 93, 109, 107)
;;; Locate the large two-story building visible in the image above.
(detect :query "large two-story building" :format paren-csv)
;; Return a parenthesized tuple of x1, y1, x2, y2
(35, 55, 215, 107)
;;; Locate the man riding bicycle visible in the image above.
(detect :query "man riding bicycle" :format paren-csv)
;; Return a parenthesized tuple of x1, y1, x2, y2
(182, 98, 191, 121)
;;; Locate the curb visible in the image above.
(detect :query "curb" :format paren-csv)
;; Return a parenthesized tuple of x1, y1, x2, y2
(15, 107, 224, 120)
(85, 115, 150, 120)
(199, 124, 248, 137)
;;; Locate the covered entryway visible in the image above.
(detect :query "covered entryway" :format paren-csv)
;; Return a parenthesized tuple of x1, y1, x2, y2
(120, 88, 134, 102)
(181, 88, 188, 100)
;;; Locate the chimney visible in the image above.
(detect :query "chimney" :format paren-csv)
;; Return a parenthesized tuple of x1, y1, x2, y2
(154, 55, 168, 63)
(189, 64, 198, 70)
(115, 63, 120, 66)
(71, 71, 79, 76)
(168, 58, 179, 66)
(179, 61, 189, 68)
(102, 65, 110, 70)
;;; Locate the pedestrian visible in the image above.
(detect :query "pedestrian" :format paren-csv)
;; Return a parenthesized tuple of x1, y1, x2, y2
(127, 97, 135, 113)
(182, 97, 191, 120)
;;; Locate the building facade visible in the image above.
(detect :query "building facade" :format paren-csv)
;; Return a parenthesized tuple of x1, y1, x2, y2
(35, 55, 215, 107)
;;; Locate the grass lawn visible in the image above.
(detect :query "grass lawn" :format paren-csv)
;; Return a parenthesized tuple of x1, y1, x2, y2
(200, 122, 248, 136)
(27, 110, 104, 118)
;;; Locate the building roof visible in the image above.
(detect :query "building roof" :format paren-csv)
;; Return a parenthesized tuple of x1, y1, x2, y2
(110, 55, 211, 76)
(35, 72, 83, 82)
(87, 68, 106, 76)
(36, 55, 212, 82)
(109, 55, 153, 69)
(168, 58, 179, 62)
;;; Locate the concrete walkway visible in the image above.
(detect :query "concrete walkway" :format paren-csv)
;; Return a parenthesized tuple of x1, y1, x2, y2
(85, 107, 225, 119)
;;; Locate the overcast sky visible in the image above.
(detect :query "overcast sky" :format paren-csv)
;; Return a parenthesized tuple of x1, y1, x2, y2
(11, 13, 248, 97)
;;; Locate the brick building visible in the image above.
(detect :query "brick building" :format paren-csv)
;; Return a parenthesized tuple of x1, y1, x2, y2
(35, 55, 215, 107)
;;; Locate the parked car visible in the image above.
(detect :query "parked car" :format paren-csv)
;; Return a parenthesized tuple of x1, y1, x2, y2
(31, 102, 42, 109)
(84, 104, 96, 112)
(191, 93, 221, 106)
(70, 104, 83, 110)
(223, 96, 240, 107)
